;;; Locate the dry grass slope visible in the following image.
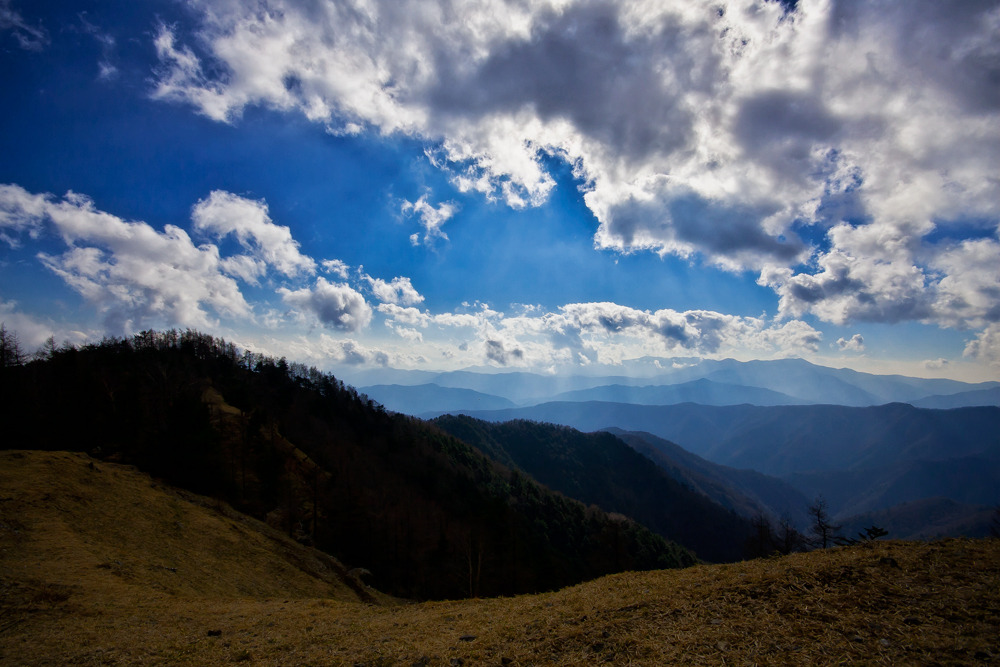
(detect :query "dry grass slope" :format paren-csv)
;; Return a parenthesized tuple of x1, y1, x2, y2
(2, 450, 999, 665)
(0, 450, 385, 617)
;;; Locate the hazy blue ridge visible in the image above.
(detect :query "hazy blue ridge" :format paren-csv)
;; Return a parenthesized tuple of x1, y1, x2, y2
(912, 386, 1000, 409)
(436, 401, 1000, 528)
(359, 383, 517, 414)
(354, 358, 999, 408)
(548, 378, 812, 406)
(837, 497, 998, 541)
(606, 428, 811, 528)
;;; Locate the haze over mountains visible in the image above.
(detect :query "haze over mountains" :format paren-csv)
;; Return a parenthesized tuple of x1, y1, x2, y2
(356, 357, 1000, 414)
(355, 358, 1000, 540)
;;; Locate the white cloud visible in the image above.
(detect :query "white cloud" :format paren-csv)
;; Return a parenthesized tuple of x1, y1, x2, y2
(75, 12, 119, 81)
(363, 274, 424, 306)
(192, 190, 316, 280)
(0, 183, 47, 247)
(553, 302, 823, 359)
(761, 222, 1000, 330)
(377, 303, 432, 328)
(279, 277, 372, 332)
(924, 358, 950, 371)
(964, 324, 1000, 368)
(836, 334, 865, 352)
(0, 185, 250, 331)
(318, 337, 389, 367)
(321, 258, 350, 279)
(0, 299, 89, 350)
(152, 0, 1000, 336)
(241, 333, 391, 368)
(401, 194, 457, 247)
(151, 25, 233, 123)
(389, 325, 424, 342)
(931, 238, 1000, 329)
(374, 298, 823, 369)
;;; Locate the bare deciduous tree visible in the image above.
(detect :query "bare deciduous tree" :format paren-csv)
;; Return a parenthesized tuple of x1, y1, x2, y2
(808, 496, 841, 549)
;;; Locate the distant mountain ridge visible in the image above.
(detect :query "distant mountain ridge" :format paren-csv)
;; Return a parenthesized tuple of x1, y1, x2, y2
(837, 497, 998, 541)
(548, 378, 810, 406)
(445, 401, 1000, 475)
(359, 383, 517, 414)
(912, 386, 1000, 409)
(349, 357, 999, 412)
(443, 401, 1000, 527)
(605, 428, 811, 528)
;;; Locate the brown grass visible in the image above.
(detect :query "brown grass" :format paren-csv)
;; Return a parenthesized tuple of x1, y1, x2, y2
(2, 450, 999, 665)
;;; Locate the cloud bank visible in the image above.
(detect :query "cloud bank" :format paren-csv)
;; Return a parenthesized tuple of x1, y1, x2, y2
(2, 183, 830, 369)
(152, 0, 1000, 340)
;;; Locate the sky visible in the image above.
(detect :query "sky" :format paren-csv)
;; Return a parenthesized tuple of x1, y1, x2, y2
(1, 0, 999, 382)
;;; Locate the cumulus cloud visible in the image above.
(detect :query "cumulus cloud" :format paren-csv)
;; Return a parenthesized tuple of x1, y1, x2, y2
(247, 333, 391, 368)
(0, 299, 89, 350)
(152, 0, 1000, 337)
(0, 185, 250, 331)
(192, 190, 316, 280)
(924, 358, 950, 371)
(761, 222, 1000, 330)
(402, 194, 457, 247)
(552, 302, 823, 360)
(279, 277, 372, 332)
(836, 334, 865, 352)
(321, 259, 350, 279)
(374, 296, 823, 369)
(964, 324, 1000, 368)
(363, 274, 424, 306)
(0, 184, 395, 338)
(0, 183, 47, 247)
(321, 337, 389, 366)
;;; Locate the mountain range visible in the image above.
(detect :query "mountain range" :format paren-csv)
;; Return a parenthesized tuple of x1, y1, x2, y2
(431, 416, 761, 562)
(3, 328, 998, 594)
(352, 357, 1000, 540)
(353, 357, 1000, 414)
(442, 401, 1000, 533)
(359, 383, 518, 414)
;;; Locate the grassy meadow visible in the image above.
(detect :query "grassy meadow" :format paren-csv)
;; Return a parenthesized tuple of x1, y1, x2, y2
(2, 449, 998, 665)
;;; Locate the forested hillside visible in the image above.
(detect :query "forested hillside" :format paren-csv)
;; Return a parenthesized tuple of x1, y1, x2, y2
(432, 416, 756, 562)
(0, 330, 693, 599)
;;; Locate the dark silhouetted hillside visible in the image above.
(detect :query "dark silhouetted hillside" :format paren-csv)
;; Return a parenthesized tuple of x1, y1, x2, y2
(0, 330, 693, 600)
(606, 429, 811, 528)
(432, 415, 755, 562)
(447, 402, 1000, 477)
(447, 401, 1000, 526)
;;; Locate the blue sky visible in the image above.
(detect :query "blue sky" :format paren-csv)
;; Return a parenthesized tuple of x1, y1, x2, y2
(1, 0, 999, 381)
